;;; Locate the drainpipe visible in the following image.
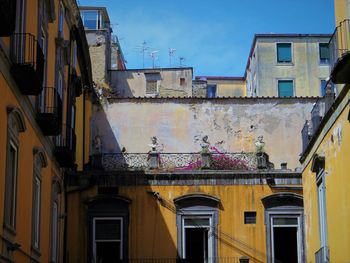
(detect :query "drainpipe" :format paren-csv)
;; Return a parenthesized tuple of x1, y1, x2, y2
(82, 86, 86, 170)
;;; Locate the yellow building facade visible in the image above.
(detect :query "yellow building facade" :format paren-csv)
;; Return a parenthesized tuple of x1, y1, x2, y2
(0, 0, 92, 262)
(300, 0, 350, 262)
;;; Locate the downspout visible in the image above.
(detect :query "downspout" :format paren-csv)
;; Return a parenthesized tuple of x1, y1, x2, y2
(82, 86, 86, 169)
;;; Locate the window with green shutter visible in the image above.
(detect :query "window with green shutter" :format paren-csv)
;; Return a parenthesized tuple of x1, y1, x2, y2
(278, 80, 294, 97)
(319, 43, 330, 64)
(277, 43, 292, 63)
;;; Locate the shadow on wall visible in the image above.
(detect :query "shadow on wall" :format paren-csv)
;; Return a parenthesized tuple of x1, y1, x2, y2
(110, 71, 135, 98)
(90, 101, 127, 168)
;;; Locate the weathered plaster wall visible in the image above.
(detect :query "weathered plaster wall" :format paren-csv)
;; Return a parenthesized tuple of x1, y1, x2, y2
(110, 68, 193, 98)
(246, 37, 331, 97)
(92, 98, 317, 169)
(86, 31, 109, 84)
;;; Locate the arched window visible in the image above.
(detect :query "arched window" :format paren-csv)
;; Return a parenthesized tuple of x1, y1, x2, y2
(31, 148, 47, 255)
(262, 193, 304, 263)
(174, 193, 220, 262)
(50, 176, 62, 263)
(4, 107, 26, 232)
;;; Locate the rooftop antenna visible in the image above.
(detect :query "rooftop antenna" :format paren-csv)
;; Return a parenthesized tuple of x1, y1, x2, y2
(150, 50, 159, 68)
(142, 41, 150, 68)
(179, 57, 185, 67)
(169, 48, 176, 67)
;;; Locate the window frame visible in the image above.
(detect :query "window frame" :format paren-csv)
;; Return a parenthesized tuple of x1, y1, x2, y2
(92, 217, 124, 261)
(276, 42, 293, 64)
(174, 194, 220, 261)
(316, 169, 328, 248)
(81, 10, 103, 30)
(32, 172, 41, 250)
(4, 107, 26, 234)
(4, 140, 19, 231)
(58, 1, 64, 37)
(262, 193, 305, 263)
(277, 79, 294, 97)
(86, 197, 130, 261)
(318, 43, 330, 65)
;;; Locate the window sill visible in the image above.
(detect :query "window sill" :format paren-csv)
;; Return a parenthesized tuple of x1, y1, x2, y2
(276, 62, 294, 66)
(3, 223, 16, 236)
(31, 245, 42, 257)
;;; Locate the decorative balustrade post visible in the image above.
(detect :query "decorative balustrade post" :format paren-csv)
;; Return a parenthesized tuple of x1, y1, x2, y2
(257, 152, 269, 169)
(149, 152, 159, 169)
(201, 152, 211, 169)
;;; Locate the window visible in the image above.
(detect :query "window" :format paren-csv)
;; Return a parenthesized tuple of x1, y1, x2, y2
(319, 43, 330, 64)
(277, 43, 292, 63)
(270, 216, 302, 263)
(207, 85, 217, 98)
(31, 149, 47, 252)
(87, 197, 130, 261)
(58, 2, 64, 37)
(317, 170, 328, 249)
(180, 77, 186, 86)
(278, 80, 294, 97)
(15, 0, 25, 33)
(244, 211, 256, 224)
(174, 194, 219, 262)
(51, 180, 61, 263)
(145, 73, 161, 95)
(4, 108, 26, 231)
(40, 27, 48, 86)
(320, 80, 327, 97)
(4, 141, 18, 229)
(262, 193, 304, 263)
(51, 201, 59, 262)
(81, 10, 103, 30)
(32, 175, 41, 249)
(93, 217, 123, 262)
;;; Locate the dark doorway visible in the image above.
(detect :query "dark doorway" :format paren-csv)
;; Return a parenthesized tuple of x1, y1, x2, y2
(185, 228, 208, 263)
(273, 227, 298, 263)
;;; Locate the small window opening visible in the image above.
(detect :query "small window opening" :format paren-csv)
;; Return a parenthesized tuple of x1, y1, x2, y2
(244, 211, 256, 224)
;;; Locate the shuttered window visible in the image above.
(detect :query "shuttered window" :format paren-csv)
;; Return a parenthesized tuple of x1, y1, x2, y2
(277, 43, 292, 63)
(278, 80, 294, 97)
(319, 43, 330, 64)
(93, 218, 123, 262)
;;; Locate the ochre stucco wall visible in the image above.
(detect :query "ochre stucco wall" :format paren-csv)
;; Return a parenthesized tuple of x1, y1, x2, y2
(302, 88, 350, 262)
(67, 183, 302, 262)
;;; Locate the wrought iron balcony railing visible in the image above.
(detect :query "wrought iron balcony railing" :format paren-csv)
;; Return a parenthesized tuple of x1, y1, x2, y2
(36, 87, 63, 136)
(54, 124, 76, 167)
(124, 258, 245, 263)
(10, 33, 45, 95)
(0, 0, 16, 36)
(99, 152, 257, 171)
(329, 19, 350, 83)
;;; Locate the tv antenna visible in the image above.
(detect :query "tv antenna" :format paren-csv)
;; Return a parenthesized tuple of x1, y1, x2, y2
(179, 57, 186, 67)
(150, 50, 159, 68)
(169, 48, 176, 67)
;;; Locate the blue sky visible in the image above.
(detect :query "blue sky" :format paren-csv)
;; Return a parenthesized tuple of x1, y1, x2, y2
(78, 0, 335, 76)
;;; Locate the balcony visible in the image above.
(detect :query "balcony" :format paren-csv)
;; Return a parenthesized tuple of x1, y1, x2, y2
(36, 87, 63, 136)
(0, 0, 16, 36)
(99, 152, 257, 171)
(329, 19, 350, 83)
(10, 33, 45, 95)
(54, 124, 76, 167)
